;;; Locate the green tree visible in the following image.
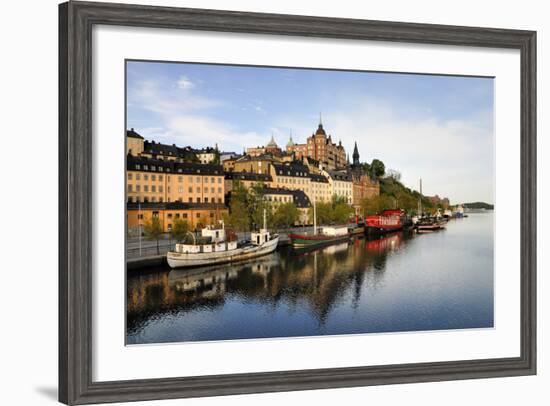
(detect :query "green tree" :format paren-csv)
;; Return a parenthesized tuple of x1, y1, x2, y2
(248, 184, 271, 230)
(143, 216, 163, 255)
(370, 159, 386, 178)
(273, 202, 299, 230)
(360, 194, 395, 215)
(170, 217, 189, 243)
(227, 181, 249, 232)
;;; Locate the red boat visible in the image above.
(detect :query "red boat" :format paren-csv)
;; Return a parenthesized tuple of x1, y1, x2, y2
(364, 209, 403, 235)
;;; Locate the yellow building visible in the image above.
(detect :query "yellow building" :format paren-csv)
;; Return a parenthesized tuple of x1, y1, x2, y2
(323, 169, 353, 204)
(269, 162, 312, 200)
(127, 155, 225, 204)
(127, 202, 228, 235)
(224, 172, 273, 193)
(232, 154, 275, 175)
(309, 173, 331, 203)
(262, 187, 311, 226)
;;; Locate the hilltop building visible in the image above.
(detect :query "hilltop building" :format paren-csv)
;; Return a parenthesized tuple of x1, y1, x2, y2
(286, 119, 347, 170)
(246, 135, 283, 157)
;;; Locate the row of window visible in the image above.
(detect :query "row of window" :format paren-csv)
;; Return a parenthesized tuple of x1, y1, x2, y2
(133, 163, 220, 175)
(128, 173, 223, 183)
(128, 196, 224, 203)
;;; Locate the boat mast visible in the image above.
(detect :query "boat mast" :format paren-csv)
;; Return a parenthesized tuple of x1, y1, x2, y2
(418, 177, 423, 216)
(263, 208, 267, 231)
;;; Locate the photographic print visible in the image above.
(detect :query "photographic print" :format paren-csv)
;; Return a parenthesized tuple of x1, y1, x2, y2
(125, 61, 495, 345)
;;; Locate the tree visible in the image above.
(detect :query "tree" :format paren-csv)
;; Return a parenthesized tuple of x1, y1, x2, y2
(248, 184, 271, 230)
(143, 216, 163, 254)
(227, 181, 249, 232)
(370, 159, 386, 178)
(170, 217, 189, 243)
(273, 202, 299, 230)
(360, 194, 395, 215)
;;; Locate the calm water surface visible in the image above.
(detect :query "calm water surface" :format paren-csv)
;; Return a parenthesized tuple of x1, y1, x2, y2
(127, 213, 494, 344)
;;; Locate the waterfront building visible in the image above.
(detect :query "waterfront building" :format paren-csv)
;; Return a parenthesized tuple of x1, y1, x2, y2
(126, 155, 225, 204)
(323, 169, 353, 204)
(224, 172, 273, 193)
(262, 187, 311, 225)
(309, 173, 331, 203)
(127, 201, 228, 235)
(270, 162, 312, 200)
(350, 141, 380, 213)
(286, 120, 347, 170)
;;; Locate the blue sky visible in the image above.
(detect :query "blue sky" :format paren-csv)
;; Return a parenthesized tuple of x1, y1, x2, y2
(127, 61, 494, 204)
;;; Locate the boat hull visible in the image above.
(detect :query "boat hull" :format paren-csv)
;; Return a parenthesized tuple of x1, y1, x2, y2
(289, 233, 350, 248)
(167, 235, 279, 269)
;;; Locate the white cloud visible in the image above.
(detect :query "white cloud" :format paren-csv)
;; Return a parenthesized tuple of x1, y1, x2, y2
(176, 75, 194, 90)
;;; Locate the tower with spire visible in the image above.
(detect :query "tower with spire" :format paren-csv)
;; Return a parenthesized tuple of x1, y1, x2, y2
(352, 141, 360, 167)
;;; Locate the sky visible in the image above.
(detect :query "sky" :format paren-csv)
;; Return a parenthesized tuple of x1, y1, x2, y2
(126, 60, 494, 204)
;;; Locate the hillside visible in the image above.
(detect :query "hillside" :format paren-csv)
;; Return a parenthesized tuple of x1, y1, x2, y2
(463, 202, 494, 210)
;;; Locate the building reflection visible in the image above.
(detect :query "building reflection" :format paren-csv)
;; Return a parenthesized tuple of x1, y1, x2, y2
(127, 232, 408, 335)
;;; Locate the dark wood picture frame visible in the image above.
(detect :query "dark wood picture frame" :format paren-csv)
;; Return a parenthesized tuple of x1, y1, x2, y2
(59, 1, 537, 404)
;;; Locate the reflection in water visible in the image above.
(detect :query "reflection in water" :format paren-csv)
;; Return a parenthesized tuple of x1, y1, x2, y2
(127, 213, 494, 344)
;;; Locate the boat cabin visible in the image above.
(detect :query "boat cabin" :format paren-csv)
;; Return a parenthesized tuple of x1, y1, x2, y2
(251, 229, 271, 246)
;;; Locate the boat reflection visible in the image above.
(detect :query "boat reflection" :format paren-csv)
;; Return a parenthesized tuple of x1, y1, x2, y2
(127, 231, 411, 337)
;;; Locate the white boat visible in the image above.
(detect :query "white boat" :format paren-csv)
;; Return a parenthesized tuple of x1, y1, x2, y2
(167, 212, 279, 269)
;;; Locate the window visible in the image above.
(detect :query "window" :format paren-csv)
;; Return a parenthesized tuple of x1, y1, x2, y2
(135, 164, 140, 170)
(204, 197, 209, 203)
(178, 186, 183, 193)
(218, 187, 222, 193)
(188, 187, 192, 193)
(218, 178, 222, 184)
(196, 213, 201, 218)
(189, 177, 193, 183)
(188, 197, 193, 202)
(159, 186, 163, 193)
(211, 177, 215, 183)
(210, 212, 215, 218)
(211, 187, 215, 193)
(152, 185, 156, 192)
(183, 213, 188, 219)
(197, 187, 201, 193)
(178, 176, 183, 183)
(151, 174, 156, 181)
(144, 174, 149, 181)
(128, 173, 133, 180)
(204, 177, 208, 183)
(138, 214, 143, 220)
(144, 185, 149, 192)
(196, 176, 200, 182)
(136, 185, 141, 192)
(136, 174, 141, 180)
(159, 175, 163, 181)
(197, 197, 201, 203)
(175, 213, 180, 219)
(218, 198, 222, 203)
(127, 185, 133, 192)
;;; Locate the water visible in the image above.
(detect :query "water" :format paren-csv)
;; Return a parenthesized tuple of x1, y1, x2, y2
(127, 213, 494, 344)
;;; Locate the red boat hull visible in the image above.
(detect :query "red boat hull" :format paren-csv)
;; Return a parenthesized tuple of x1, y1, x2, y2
(364, 209, 403, 234)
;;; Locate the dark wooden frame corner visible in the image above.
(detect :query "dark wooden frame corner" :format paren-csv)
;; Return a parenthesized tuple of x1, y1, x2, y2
(59, 1, 536, 404)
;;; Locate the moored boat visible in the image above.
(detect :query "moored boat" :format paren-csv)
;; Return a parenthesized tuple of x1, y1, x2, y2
(290, 225, 351, 248)
(167, 212, 279, 269)
(365, 209, 403, 235)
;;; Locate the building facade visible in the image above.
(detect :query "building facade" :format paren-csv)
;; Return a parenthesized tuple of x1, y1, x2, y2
(286, 121, 347, 170)
(127, 202, 228, 235)
(127, 155, 225, 204)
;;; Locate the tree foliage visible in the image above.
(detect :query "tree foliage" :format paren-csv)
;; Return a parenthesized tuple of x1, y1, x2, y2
(170, 217, 189, 243)
(143, 216, 163, 254)
(308, 194, 354, 225)
(272, 202, 300, 230)
(370, 159, 386, 178)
